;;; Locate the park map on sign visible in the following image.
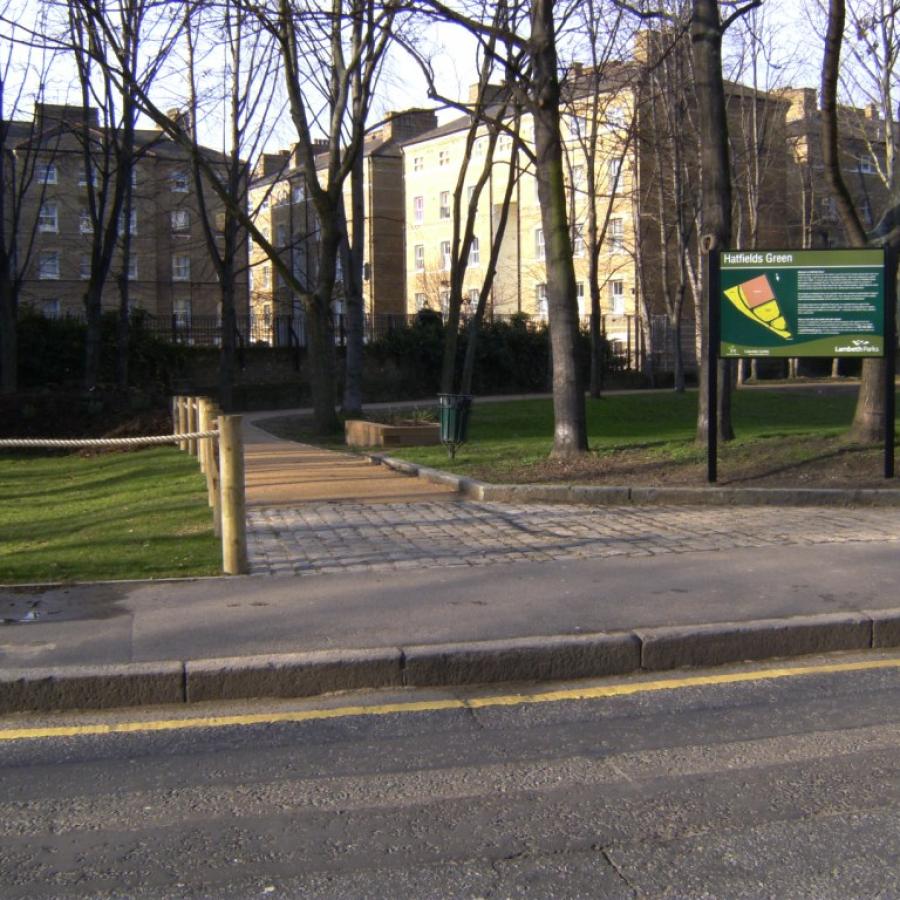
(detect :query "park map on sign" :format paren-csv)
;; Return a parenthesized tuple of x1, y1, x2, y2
(724, 274, 791, 340)
(719, 249, 885, 358)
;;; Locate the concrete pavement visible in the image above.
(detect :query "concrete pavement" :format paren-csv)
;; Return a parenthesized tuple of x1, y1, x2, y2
(2, 405, 900, 713)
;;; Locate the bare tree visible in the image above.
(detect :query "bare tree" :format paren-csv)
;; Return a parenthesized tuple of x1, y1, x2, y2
(0, 5, 57, 396)
(821, 0, 900, 442)
(183, 0, 276, 411)
(417, 0, 589, 457)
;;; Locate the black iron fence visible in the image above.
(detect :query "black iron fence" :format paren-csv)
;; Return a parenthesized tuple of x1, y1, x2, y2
(27, 309, 698, 375)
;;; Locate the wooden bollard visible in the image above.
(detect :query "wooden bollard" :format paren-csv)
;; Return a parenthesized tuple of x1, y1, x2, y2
(197, 398, 210, 476)
(218, 414, 248, 575)
(176, 396, 188, 451)
(206, 402, 223, 534)
(187, 396, 198, 457)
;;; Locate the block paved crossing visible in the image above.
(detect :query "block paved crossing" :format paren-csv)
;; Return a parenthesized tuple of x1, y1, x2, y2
(247, 500, 900, 576)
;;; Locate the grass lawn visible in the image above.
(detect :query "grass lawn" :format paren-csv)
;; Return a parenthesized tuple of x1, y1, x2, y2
(261, 386, 899, 488)
(0, 447, 220, 585)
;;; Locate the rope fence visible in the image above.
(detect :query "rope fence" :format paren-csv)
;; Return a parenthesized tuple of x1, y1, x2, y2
(1, 395, 248, 576)
(0, 432, 218, 449)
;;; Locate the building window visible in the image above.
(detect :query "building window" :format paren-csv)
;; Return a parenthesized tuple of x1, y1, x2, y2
(858, 156, 875, 175)
(576, 282, 585, 315)
(609, 279, 625, 314)
(38, 251, 60, 280)
(466, 185, 477, 206)
(440, 240, 451, 270)
(607, 107, 626, 129)
(261, 265, 271, 288)
(469, 236, 480, 266)
(173, 296, 191, 327)
(474, 138, 485, 157)
(38, 202, 58, 233)
(439, 290, 450, 316)
(439, 191, 450, 219)
(413, 156, 424, 172)
(415, 292, 427, 311)
(439, 150, 450, 166)
(571, 165, 585, 192)
(608, 158, 623, 183)
(171, 170, 189, 192)
(414, 243, 425, 272)
(568, 114, 588, 137)
(609, 217, 624, 251)
(467, 288, 480, 311)
(172, 255, 190, 281)
(572, 223, 584, 257)
(80, 255, 91, 280)
(41, 298, 60, 318)
(119, 209, 138, 235)
(292, 183, 306, 203)
(36, 163, 57, 184)
(536, 283, 548, 319)
(535, 228, 545, 260)
(171, 209, 190, 233)
(127, 255, 138, 281)
(276, 223, 288, 246)
(414, 195, 424, 223)
(78, 166, 97, 187)
(80, 210, 93, 234)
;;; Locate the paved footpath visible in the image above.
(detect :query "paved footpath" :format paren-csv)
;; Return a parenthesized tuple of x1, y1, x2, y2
(244, 411, 900, 577)
(2, 403, 900, 714)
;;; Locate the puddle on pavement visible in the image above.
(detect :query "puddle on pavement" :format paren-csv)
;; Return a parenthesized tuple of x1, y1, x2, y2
(0, 587, 128, 625)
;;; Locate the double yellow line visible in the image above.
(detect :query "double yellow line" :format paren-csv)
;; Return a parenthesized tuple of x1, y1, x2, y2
(2, 656, 899, 743)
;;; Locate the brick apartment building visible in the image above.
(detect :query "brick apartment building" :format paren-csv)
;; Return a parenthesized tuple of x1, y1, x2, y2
(247, 108, 437, 342)
(5, 103, 248, 328)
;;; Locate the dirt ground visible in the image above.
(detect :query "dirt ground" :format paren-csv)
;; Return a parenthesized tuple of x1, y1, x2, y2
(476, 435, 900, 490)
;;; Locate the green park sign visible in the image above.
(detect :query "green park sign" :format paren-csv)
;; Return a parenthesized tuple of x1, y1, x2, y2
(719, 249, 885, 358)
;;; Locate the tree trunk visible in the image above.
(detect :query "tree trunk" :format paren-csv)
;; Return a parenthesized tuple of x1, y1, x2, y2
(531, 0, 587, 457)
(219, 277, 236, 413)
(116, 272, 130, 391)
(341, 150, 365, 418)
(83, 284, 103, 391)
(0, 280, 16, 396)
(692, 0, 734, 443)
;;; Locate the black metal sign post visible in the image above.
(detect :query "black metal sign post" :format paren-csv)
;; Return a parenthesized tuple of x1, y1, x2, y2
(707, 251, 720, 484)
(885, 245, 896, 479)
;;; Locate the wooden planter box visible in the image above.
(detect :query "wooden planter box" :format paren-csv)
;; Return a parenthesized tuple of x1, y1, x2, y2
(345, 419, 440, 448)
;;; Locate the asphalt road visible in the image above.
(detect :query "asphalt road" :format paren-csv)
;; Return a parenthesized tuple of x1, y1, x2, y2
(1, 652, 899, 899)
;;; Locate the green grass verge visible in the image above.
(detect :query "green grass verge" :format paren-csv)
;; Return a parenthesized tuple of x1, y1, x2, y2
(259, 387, 896, 487)
(347, 390, 866, 476)
(0, 447, 220, 585)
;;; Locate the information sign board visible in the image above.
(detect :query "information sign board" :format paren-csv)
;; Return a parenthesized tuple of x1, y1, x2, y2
(719, 249, 885, 358)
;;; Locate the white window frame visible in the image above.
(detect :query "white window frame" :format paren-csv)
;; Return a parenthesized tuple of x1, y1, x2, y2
(858, 156, 875, 175)
(572, 223, 584, 257)
(38, 251, 60, 280)
(438, 150, 450, 167)
(469, 236, 480, 266)
(440, 240, 452, 271)
(292, 183, 306, 203)
(119, 208, 138, 236)
(78, 166, 97, 188)
(171, 170, 190, 192)
(41, 298, 61, 318)
(36, 163, 57, 185)
(171, 209, 190, 233)
(38, 202, 58, 233)
(608, 158, 623, 183)
(414, 292, 427, 311)
(413, 156, 424, 172)
(413, 195, 424, 223)
(414, 243, 425, 272)
(127, 254, 138, 281)
(535, 228, 545, 260)
(80, 255, 91, 280)
(172, 255, 191, 281)
(80, 210, 93, 234)
(609, 217, 624, 251)
(609, 279, 625, 314)
(439, 191, 450, 219)
(173, 296, 191, 327)
(536, 282, 548, 319)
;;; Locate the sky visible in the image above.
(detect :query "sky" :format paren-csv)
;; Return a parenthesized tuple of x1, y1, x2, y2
(0, 0, 859, 156)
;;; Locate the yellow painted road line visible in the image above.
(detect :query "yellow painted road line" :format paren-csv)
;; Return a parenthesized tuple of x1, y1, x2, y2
(2, 656, 900, 743)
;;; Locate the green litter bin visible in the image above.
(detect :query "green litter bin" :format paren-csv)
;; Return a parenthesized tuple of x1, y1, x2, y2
(438, 393, 473, 458)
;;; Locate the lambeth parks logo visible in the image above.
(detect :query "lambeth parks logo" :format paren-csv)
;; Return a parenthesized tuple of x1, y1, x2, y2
(835, 339, 879, 353)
